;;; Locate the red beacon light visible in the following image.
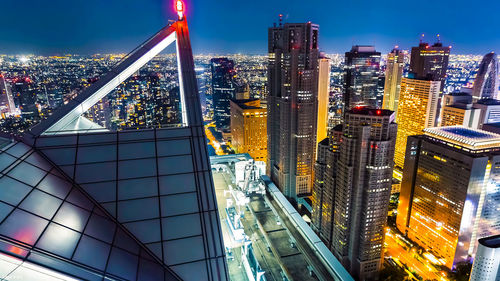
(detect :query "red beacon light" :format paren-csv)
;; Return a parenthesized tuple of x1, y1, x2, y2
(175, 0, 184, 20)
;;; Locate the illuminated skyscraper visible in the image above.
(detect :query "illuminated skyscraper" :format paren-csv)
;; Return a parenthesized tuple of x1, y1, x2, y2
(409, 38, 450, 89)
(382, 47, 405, 117)
(331, 108, 397, 280)
(439, 92, 480, 128)
(343, 46, 381, 110)
(317, 56, 331, 147)
(394, 77, 441, 169)
(267, 22, 320, 199)
(230, 98, 267, 163)
(397, 126, 500, 269)
(0, 74, 16, 117)
(12, 77, 39, 121)
(211, 57, 235, 131)
(470, 234, 500, 281)
(472, 52, 499, 100)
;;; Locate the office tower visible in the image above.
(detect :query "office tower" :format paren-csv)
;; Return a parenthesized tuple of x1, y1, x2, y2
(472, 52, 499, 100)
(267, 22, 320, 199)
(0, 74, 15, 117)
(211, 57, 235, 131)
(0, 8, 229, 280)
(470, 234, 500, 281)
(332, 107, 397, 280)
(473, 98, 500, 129)
(234, 82, 250, 100)
(397, 126, 500, 269)
(12, 77, 39, 121)
(439, 92, 480, 127)
(409, 38, 450, 88)
(394, 77, 441, 169)
(317, 56, 331, 146)
(344, 46, 381, 110)
(382, 47, 405, 117)
(230, 98, 267, 163)
(311, 125, 341, 250)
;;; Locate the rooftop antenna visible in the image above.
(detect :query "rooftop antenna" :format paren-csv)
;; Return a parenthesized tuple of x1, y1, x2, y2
(279, 14, 283, 27)
(420, 33, 425, 43)
(436, 34, 441, 43)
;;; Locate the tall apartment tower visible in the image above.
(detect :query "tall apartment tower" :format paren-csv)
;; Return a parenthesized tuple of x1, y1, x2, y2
(397, 126, 500, 269)
(0, 74, 16, 117)
(317, 56, 331, 146)
(344, 46, 382, 110)
(331, 108, 397, 280)
(382, 47, 405, 117)
(470, 235, 500, 281)
(311, 125, 342, 249)
(472, 52, 499, 101)
(267, 22, 320, 199)
(409, 39, 450, 89)
(230, 98, 267, 163)
(211, 57, 235, 131)
(12, 77, 39, 121)
(394, 77, 441, 169)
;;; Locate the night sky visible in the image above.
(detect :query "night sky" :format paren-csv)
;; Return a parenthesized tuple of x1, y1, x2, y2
(1, 0, 499, 55)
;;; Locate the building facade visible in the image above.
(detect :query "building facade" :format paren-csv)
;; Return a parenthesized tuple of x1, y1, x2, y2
(469, 234, 500, 281)
(230, 98, 267, 163)
(473, 98, 500, 129)
(472, 52, 498, 101)
(0, 74, 16, 118)
(382, 47, 405, 117)
(267, 22, 320, 199)
(331, 108, 397, 280)
(409, 40, 450, 89)
(211, 58, 235, 132)
(317, 56, 331, 147)
(396, 127, 500, 269)
(343, 46, 382, 110)
(12, 77, 39, 121)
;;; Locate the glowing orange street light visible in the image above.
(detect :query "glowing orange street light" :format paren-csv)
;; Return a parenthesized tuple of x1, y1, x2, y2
(175, 0, 184, 20)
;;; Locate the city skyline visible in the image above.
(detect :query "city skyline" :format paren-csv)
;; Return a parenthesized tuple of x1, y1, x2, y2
(1, 0, 500, 55)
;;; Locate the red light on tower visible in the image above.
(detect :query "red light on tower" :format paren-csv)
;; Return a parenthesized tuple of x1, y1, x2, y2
(175, 0, 184, 20)
(376, 110, 381, 115)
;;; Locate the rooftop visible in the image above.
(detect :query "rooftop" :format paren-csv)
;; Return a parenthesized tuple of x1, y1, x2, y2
(424, 126, 500, 150)
(475, 98, 500, 105)
(479, 234, 500, 248)
(348, 107, 394, 117)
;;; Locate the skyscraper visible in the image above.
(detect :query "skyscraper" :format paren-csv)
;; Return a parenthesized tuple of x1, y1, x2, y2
(317, 56, 331, 146)
(267, 22, 320, 199)
(394, 77, 441, 169)
(472, 52, 499, 100)
(382, 47, 405, 117)
(409, 38, 450, 87)
(343, 46, 381, 110)
(397, 126, 500, 269)
(230, 98, 267, 163)
(469, 234, 500, 281)
(331, 107, 397, 280)
(0, 74, 16, 117)
(439, 92, 480, 128)
(12, 77, 39, 121)
(211, 57, 235, 132)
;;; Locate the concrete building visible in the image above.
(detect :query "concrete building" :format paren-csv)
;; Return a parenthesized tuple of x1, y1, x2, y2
(470, 234, 500, 281)
(331, 107, 397, 280)
(397, 126, 500, 269)
(230, 98, 267, 163)
(267, 22, 320, 199)
(394, 77, 441, 169)
(439, 93, 481, 128)
(317, 56, 331, 147)
(382, 47, 405, 117)
(343, 46, 382, 110)
(473, 98, 500, 129)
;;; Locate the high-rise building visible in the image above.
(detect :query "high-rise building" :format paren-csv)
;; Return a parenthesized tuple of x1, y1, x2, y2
(439, 92, 480, 128)
(0, 74, 16, 117)
(473, 98, 500, 129)
(382, 47, 405, 117)
(331, 107, 397, 280)
(12, 77, 39, 121)
(343, 46, 381, 110)
(267, 22, 320, 199)
(311, 125, 341, 250)
(230, 98, 267, 163)
(396, 126, 500, 269)
(409, 39, 450, 88)
(211, 57, 235, 131)
(469, 234, 500, 281)
(472, 52, 499, 101)
(317, 56, 331, 147)
(394, 77, 441, 169)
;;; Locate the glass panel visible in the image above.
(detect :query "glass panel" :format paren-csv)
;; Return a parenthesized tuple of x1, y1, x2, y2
(81, 182, 116, 203)
(117, 158, 156, 180)
(76, 145, 116, 164)
(162, 236, 205, 265)
(114, 228, 140, 254)
(0, 209, 49, 245)
(53, 202, 90, 232)
(24, 152, 52, 171)
(72, 235, 111, 271)
(35, 223, 80, 258)
(157, 155, 194, 175)
(0, 202, 13, 223)
(35, 136, 77, 147)
(5, 143, 30, 157)
(8, 162, 46, 187)
(118, 198, 159, 222)
(66, 189, 94, 211)
(0, 176, 32, 205)
(75, 162, 116, 183)
(160, 193, 199, 217)
(37, 173, 72, 199)
(144, 242, 163, 260)
(118, 142, 155, 160)
(19, 189, 62, 219)
(106, 247, 139, 279)
(40, 148, 76, 166)
(118, 177, 157, 200)
(162, 214, 201, 240)
(0, 153, 17, 172)
(123, 219, 161, 244)
(84, 213, 116, 244)
(137, 258, 166, 281)
(158, 173, 196, 195)
(156, 139, 191, 157)
(170, 260, 208, 281)
(78, 133, 116, 145)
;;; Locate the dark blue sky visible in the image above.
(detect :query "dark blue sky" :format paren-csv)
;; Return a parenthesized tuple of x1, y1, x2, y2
(1, 0, 499, 55)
